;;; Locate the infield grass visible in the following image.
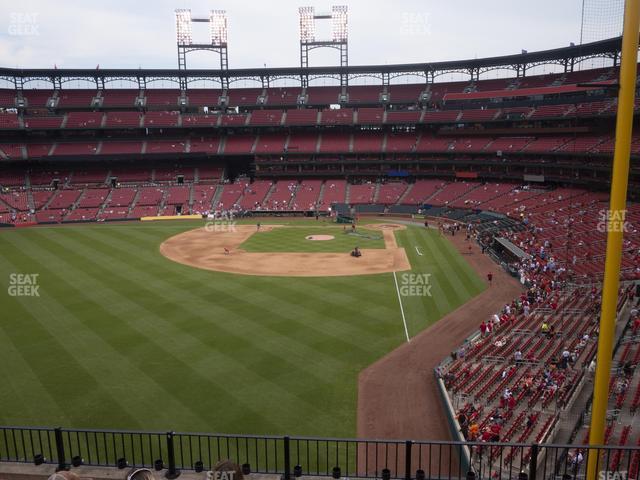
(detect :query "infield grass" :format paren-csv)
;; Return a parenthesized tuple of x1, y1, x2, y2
(0, 219, 484, 438)
(240, 225, 385, 253)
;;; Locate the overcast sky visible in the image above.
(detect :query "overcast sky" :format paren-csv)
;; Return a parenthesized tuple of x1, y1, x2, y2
(0, 0, 620, 73)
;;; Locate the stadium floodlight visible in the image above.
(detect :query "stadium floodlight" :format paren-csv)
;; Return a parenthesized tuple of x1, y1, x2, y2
(209, 10, 228, 46)
(331, 5, 348, 42)
(299, 6, 315, 43)
(175, 9, 192, 45)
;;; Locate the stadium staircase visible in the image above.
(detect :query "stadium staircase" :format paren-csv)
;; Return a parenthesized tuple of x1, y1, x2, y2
(72, 189, 86, 209)
(188, 184, 195, 210)
(25, 176, 35, 212)
(127, 189, 142, 217)
(210, 184, 224, 211)
(286, 182, 300, 210)
(344, 183, 351, 204)
(317, 181, 326, 207)
(261, 182, 278, 207)
(218, 136, 227, 156)
(158, 188, 169, 213)
(397, 183, 414, 204)
(41, 191, 57, 210)
(0, 197, 11, 212)
(372, 182, 382, 203)
(381, 132, 389, 154)
(97, 190, 114, 218)
(424, 183, 447, 203)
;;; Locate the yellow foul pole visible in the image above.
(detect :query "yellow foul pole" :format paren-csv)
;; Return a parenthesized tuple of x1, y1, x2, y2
(587, 1, 640, 479)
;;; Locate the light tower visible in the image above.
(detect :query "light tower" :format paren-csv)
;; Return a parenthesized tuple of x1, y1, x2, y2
(175, 8, 229, 91)
(298, 5, 349, 91)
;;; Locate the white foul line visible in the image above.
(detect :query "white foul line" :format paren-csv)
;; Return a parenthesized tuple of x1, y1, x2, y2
(415, 246, 423, 256)
(393, 271, 411, 343)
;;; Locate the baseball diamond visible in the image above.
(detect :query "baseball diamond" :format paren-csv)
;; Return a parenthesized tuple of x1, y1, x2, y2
(1, 2, 640, 478)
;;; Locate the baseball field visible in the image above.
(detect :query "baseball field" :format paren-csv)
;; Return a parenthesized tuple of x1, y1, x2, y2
(0, 218, 484, 438)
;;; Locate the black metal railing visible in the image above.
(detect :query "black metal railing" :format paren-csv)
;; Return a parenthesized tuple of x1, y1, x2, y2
(2, 426, 640, 480)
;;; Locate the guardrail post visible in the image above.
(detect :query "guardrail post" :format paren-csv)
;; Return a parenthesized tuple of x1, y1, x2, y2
(283, 436, 291, 480)
(54, 428, 67, 471)
(166, 432, 180, 479)
(404, 441, 412, 480)
(529, 444, 538, 480)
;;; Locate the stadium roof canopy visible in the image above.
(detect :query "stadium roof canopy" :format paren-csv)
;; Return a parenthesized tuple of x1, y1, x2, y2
(0, 36, 625, 90)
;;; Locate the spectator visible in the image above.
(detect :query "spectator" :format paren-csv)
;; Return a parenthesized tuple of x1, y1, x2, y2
(541, 320, 550, 335)
(468, 422, 479, 441)
(560, 348, 571, 369)
(525, 413, 536, 429)
(514, 350, 523, 364)
(547, 324, 556, 339)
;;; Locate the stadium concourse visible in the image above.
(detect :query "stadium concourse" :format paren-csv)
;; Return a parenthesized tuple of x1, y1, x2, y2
(1, 38, 640, 478)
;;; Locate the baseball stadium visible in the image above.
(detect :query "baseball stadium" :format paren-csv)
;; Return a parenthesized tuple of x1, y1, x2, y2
(1, 1, 640, 480)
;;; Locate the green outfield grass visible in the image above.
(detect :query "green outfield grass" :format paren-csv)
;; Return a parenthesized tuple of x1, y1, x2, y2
(240, 225, 385, 253)
(0, 219, 484, 437)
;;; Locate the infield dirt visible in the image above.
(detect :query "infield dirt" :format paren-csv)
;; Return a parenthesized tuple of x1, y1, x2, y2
(160, 224, 410, 277)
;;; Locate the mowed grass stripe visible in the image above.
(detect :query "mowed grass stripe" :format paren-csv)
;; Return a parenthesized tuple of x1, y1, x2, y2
(394, 227, 485, 337)
(395, 228, 453, 319)
(0, 249, 145, 429)
(6, 230, 285, 433)
(68, 226, 407, 434)
(0, 220, 485, 437)
(112, 225, 403, 345)
(0, 234, 211, 428)
(57, 227, 350, 384)
(391, 228, 438, 337)
(0, 321, 70, 425)
(82, 224, 408, 432)
(411, 228, 478, 303)
(25, 229, 328, 433)
(37, 227, 381, 435)
(81, 225, 384, 359)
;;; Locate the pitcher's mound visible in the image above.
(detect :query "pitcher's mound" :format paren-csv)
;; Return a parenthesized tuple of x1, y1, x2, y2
(306, 235, 334, 241)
